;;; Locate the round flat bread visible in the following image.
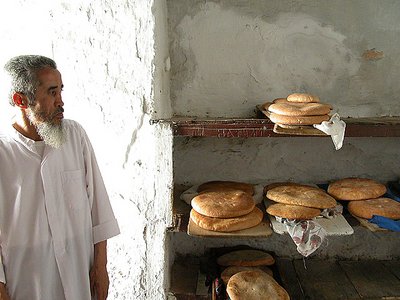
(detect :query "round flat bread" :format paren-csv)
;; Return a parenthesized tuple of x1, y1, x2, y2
(267, 185, 336, 209)
(267, 203, 321, 220)
(191, 190, 255, 218)
(217, 250, 275, 267)
(287, 93, 320, 103)
(190, 207, 263, 232)
(327, 178, 387, 201)
(261, 101, 273, 111)
(197, 181, 254, 196)
(263, 182, 313, 195)
(269, 112, 330, 125)
(272, 98, 287, 103)
(268, 101, 331, 116)
(227, 271, 290, 300)
(221, 266, 273, 285)
(347, 197, 400, 219)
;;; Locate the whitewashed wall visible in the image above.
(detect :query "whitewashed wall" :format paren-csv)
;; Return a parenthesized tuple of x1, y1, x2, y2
(0, 1, 172, 299)
(168, 0, 400, 118)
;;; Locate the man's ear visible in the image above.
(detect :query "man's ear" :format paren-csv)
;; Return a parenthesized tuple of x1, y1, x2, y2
(12, 93, 28, 109)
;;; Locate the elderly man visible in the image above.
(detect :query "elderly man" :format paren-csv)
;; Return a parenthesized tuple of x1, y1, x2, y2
(0, 55, 120, 300)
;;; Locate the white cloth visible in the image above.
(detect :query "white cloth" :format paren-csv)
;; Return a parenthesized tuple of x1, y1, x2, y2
(313, 113, 346, 150)
(0, 120, 120, 300)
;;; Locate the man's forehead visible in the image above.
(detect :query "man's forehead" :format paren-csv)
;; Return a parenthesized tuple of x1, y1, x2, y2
(37, 68, 62, 86)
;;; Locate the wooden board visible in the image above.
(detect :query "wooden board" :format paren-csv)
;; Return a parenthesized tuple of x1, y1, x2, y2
(352, 215, 388, 232)
(268, 214, 354, 236)
(170, 259, 210, 300)
(293, 260, 361, 299)
(383, 260, 400, 280)
(275, 258, 305, 300)
(339, 260, 400, 298)
(273, 123, 327, 136)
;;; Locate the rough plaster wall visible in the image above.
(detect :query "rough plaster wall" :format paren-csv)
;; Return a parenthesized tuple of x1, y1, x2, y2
(174, 137, 400, 185)
(168, 0, 400, 118)
(172, 226, 400, 260)
(0, 1, 172, 299)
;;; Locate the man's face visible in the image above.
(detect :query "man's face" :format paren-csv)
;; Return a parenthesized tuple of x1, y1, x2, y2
(26, 67, 66, 148)
(27, 67, 64, 125)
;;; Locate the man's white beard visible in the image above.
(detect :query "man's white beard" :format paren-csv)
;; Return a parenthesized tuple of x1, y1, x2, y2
(35, 121, 66, 149)
(27, 109, 66, 149)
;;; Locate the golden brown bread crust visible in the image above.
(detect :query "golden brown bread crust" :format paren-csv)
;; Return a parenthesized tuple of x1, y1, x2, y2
(269, 112, 330, 125)
(266, 203, 321, 220)
(227, 271, 290, 300)
(266, 185, 336, 209)
(217, 249, 275, 267)
(287, 93, 320, 103)
(272, 98, 288, 104)
(221, 266, 273, 285)
(327, 178, 387, 201)
(191, 190, 255, 218)
(197, 181, 254, 196)
(263, 182, 313, 196)
(268, 101, 331, 116)
(190, 207, 263, 232)
(347, 197, 400, 219)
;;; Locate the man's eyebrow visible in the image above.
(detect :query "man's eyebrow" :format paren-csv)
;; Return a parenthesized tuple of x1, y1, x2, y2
(48, 84, 64, 91)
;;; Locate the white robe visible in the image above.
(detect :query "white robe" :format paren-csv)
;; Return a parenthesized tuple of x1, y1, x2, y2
(0, 119, 120, 300)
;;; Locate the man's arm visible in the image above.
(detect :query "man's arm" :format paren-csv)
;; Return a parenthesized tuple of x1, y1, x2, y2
(0, 283, 10, 300)
(89, 240, 109, 300)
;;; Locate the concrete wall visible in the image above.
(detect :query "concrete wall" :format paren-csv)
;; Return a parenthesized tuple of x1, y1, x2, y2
(0, 1, 172, 299)
(168, 0, 400, 261)
(168, 0, 400, 118)
(174, 137, 400, 185)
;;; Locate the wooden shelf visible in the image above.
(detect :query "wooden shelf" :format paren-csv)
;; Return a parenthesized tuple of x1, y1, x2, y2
(170, 255, 400, 299)
(153, 117, 400, 137)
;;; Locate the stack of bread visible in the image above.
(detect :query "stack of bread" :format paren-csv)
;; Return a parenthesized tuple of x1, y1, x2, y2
(189, 181, 264, 232)
(328, 178, 400, 220)
(265, 182, 337, 220)
(216, 249, 289, 300)
(261, 93, 332, 130)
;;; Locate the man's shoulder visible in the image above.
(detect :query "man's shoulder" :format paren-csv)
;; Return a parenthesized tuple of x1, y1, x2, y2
(63, 119, 86, 135)
(63, 119, 91, 144)
(63, 119, 83, 129)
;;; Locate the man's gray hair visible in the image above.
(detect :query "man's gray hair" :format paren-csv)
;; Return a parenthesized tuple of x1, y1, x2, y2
(4, 55, 57, 106)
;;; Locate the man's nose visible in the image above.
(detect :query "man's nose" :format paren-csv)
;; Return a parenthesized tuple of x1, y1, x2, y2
(56, 95, 64, 107)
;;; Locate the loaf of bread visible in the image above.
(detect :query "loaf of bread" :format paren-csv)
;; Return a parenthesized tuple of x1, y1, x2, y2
(191, 190, 255, 218)
(190, 207, 263, 232)
(287, 93, 320, 103)
(227, 270, 290, 300)
(347, 197, 400, 219)
(328, 178, 387, 201)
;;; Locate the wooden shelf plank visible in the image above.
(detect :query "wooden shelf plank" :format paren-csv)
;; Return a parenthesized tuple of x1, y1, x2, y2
(170, 256, 400, 299)
(293, 260, 361, 299)
(154, 117, 400, 137)
(339, 260, 400, 298)
(170, 257, 209, 300)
